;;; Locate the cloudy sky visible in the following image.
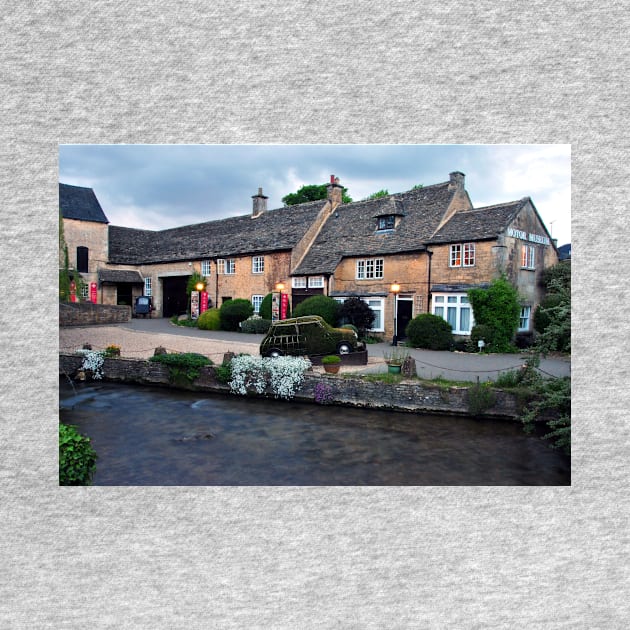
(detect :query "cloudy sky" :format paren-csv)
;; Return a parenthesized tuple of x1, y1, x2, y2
(59, 144, 571, 245)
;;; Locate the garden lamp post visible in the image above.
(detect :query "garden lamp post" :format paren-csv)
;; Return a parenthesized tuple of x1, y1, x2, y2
(273, 282, 285, 322)
(390, 281, 400, 346)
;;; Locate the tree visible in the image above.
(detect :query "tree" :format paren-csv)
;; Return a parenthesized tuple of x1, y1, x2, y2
(534, 263, 571, 354)
(337, 297, 375, 337)
(468, 276, 520, 352)
(363, 189, 389, 201)
(282, 183, 352, 206)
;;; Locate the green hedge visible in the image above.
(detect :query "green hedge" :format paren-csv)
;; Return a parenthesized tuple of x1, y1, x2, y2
(241, 318, 272, 334)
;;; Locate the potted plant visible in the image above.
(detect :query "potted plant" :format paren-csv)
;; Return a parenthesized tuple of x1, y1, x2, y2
(321, 354, 342, 374)
(383, 347, 409, 374)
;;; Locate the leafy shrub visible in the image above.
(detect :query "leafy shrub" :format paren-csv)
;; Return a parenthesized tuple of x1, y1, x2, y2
(104, 344, 120, 357)
(468, 277, 520, 353)
(468, 381, 497, 416)
(406, 313, 453, 350)
(293, 295, 340, 326)
(214, 361, 232, 384)
(469, 324, 495, 352)
(241, 317, 272, 334)
(219, 299, 254, 331)
(522, 376, 571, 455)
(197, 308, 221, 331)
(149, 352, 213, 385)
(338, 298, 375, 337)
(59, 423, 97, 485)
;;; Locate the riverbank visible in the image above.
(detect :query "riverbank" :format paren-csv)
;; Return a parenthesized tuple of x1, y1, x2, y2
(60, 353, 524, 420)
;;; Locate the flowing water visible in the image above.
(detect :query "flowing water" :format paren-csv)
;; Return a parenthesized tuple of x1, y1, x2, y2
(59, 380, 570, 486)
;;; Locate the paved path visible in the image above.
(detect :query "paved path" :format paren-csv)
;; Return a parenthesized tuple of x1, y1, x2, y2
(60, 317, 570, 382)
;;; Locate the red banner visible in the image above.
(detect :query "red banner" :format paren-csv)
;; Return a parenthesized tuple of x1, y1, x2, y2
(200, 291, 208, 313)
(69, 280, 76, 303)
(90, 282, 97, 303)
(280, 293, 289, 319)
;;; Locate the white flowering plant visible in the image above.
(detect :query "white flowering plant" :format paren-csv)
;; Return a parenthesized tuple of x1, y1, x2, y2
(77, 349, 105, 380)
(229, 355, 311, 399)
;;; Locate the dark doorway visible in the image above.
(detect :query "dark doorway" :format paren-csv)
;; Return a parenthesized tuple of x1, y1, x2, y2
(396, 299, 413, 340)
(162, 276, 190, 318)
(116, 283, 133, 307)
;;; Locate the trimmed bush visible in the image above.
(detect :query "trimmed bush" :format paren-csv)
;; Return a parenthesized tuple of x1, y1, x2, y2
(259, 293, 273, 320)
(469, 324, 495, 352)
(406, 313, 453, 350)
(292, 295, 340, 326)
(219, 299, 254, 331)
(241, 317, 272, 334)
(197, 308, 221, 330)
(59, 423, 97, 485)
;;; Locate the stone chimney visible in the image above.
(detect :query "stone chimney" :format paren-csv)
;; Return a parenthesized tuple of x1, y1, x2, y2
(448, 171, 465, 190)
(252, 187, 268, 218)
(326, 174, 344, 208)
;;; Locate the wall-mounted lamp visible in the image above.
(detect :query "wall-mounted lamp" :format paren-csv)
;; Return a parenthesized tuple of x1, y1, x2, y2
(390, 281, 401, 346)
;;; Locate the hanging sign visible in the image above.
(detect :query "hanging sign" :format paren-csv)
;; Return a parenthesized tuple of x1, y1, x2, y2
(191, 291, 200, 319)
(271, 292, 280, 322)
(280, 293, 289, 320)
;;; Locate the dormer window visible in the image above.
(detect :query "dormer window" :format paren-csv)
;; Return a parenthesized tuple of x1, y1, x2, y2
(377, 215, 396, 231)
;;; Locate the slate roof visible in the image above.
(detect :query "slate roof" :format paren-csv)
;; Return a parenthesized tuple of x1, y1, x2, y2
(98, 269, 144, 284)
(428, 199, 527, 244)
(292, 182, 456, 276)
(59, 183, 109, 223)
(108, 200, 326, 265)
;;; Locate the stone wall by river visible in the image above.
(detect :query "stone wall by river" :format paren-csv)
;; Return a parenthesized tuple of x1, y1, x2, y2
(60, 354, 523, 419)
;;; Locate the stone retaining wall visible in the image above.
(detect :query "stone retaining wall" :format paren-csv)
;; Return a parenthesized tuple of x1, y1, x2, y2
(60, 303, 131, 327)
(59, 353, 521, 419)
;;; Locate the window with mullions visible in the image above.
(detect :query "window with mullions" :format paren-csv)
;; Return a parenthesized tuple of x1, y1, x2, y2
(356, 258, 384, 280)
(449, 243, 475, 267)
(252, 256, 265, 274)
(376, 215, 395, 231)
(432, 294, 473, 334)
(201, 260, 211, 276)
(144, 277, 152, 296)
(308, 276, 324, 288)
(217, 259, 235, 274)
(292, 277, 306, 288)
(252, 295, 264, 314)
(521, 245, 535, 269)
(519, 306, 532, 331)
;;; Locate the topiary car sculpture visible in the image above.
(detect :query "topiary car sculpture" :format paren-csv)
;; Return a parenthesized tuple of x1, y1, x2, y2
(260, 315, 364, 358)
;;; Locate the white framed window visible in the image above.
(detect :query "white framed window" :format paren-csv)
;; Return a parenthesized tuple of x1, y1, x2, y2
(292, 277, 307, 288)
(377, 215, 395, 231)
(252, 256, 265, 274)
(217, 259, 235, 274)
(333, 296, 384, 332)
(252, 295, 264, 314)
(521, 245, 536, 269)
(356, 258, 384, 280)
(144, 277, 152, 296)
(450, 243, 475, 267)
(80, 283, 89, 300)
(432, 293, 473, 334)
(201, 260, 211, 276)
(519, 306, 532, 331)
(308, 276, 324, 288)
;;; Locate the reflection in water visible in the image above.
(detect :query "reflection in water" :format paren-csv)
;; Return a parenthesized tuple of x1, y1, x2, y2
(59, 380, 570, 486)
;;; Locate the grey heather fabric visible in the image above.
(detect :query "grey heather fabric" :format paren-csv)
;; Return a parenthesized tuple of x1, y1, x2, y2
(1, 0, 626, 628)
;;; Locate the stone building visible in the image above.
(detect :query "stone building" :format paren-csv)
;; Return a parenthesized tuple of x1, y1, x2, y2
(59, 172, 560, 339)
